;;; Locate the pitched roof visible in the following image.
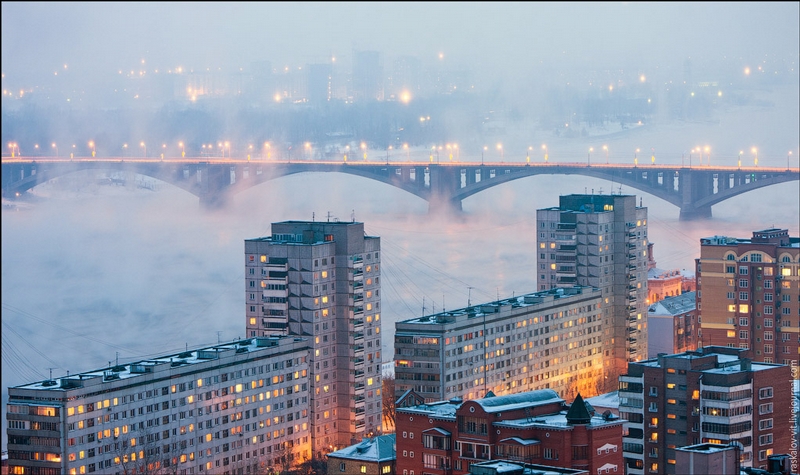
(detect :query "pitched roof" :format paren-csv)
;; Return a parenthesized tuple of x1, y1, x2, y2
(565, 393, 592, 425)
(327, 434, 396, 463)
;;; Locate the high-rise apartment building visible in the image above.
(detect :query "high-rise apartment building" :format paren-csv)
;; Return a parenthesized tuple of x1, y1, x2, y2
(618, 346, 792, 475)
(695, 228, 799, 364)
(394, 286, 605, 403)
(351, 50, 383, 101)
(537, 194, 649, 389)
(7, 336, 310, 475)
(244, 221, 382, 455)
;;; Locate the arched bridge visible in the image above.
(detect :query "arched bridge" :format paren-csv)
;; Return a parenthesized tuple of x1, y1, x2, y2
(2, 158, 798, 220)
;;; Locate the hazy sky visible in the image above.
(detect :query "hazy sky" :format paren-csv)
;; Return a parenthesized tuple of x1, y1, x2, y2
(3, 2, 798, 86)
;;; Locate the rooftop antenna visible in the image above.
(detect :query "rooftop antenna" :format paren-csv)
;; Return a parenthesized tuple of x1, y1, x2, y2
(422, 297, 426, 316)
(116, 352, 120, 367)
(468, 286, 473, 307)
(327, 211, 332, 222)
(48, 367, 55, 381)
(351, 209, 355, 223)
(312, 211, 315, 222)
(217, 331, 222, 344)
(442, 294, 446, 313)
(640, 197, 643, 207)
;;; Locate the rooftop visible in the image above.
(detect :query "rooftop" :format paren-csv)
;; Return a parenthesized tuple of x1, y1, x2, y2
(648, 291, 696, 316)
(397, 286, 597, 326)
(327, 434, 396, 463)
(13, 336, 306, 392)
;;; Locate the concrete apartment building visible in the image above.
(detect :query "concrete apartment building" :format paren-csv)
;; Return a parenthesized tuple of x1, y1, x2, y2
(695, 228, 799, 365)
(537, 194, 649, 391)
(244, 220, 383, 455)
(6, 336, 310, 475)
(394, 286, 605, 403)
(394, 389, 624, 475)
(618, 346, 792, 475)
(647, 291, 698, 357)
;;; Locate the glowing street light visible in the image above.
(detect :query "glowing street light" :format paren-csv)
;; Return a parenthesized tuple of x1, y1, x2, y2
(122, 143, 128, 157)
(247, 144, 253, 161)
(264, 142, 271, 160)
(52, 143, 58, 157)
(361, 142, 367, 161)
(344, 144, 350, 162)
(179, 141, 185, 158)
(738, 150, 743, 169)
(588, 147, 593, 166)
(603, 145, 608, 164)
(651, 148, 656, 165)
(704, 146, 710, 166)
(635, 148, 640, 167)
(526, 146, 531, 165)
(496, 143, 503, 161)
(788, 151, 793, 171)
(542, 144, 548, 162)
(8, 142, 19, 158)
(403, 143, 409, 161)
(71, 144, 76, 159)
(140, 141, 146, 158)
(482, 146, 487, 165)
(304, 142, 312, 160)
(88, 140, 96, 157)
(446, 143, 453, 161)
(751, 147, 758, 167)
(225, 141, 231, 159)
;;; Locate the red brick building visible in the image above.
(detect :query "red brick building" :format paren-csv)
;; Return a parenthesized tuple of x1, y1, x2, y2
(695, 228, 799, 365)
(619, 346, 793, 474)
(395, 389, 624, 475)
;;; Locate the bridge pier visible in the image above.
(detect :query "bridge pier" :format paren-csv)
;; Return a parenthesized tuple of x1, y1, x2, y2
(679, 205, 712, 221)
(427, 197, 463, 215)
(199, 192, 227, 209)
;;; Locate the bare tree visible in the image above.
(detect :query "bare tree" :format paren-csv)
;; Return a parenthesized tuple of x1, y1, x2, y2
(382, 374, 396, 432)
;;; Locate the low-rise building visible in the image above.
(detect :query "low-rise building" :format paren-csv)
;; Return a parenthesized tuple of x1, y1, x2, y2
(326, 434, 396, 475)
(674, 443, 740, 475)
(7, 336, 310, 475)
(395, 389, 624, 475)
(647, 291, 698, 357)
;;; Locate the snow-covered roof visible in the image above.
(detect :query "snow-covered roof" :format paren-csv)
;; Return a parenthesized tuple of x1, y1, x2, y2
(648, 291, 696, 316)
(327, 434, 396, 463)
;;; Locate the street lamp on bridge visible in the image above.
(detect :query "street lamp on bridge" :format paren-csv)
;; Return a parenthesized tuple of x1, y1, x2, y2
(179, 142, 185, 158)
(738, 151, 743, 169)
(588, 147, 593, 167)
(52, 143, 58, 157)
(482, 146, 487, 165)
(496, 143, 503, 161)
(789, 151, 794, 171)
(635, 148, 640, 167)
(542, 144, 548, 163)
(751, 147, 758, 167)
(88, 140, 96, 157)
(140, 142, 146, 158)
(603, 145, 608, 164)
(704, 146, 710, 166)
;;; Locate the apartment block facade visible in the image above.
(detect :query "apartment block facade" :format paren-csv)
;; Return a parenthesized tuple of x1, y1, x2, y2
(695, 228, 799, 365)
(244, 221, 383, 454)
(395, 389, 624, 475)
(394, 286, 605, 403)
(6, 336, 310, 475)
(618, 346, 792, 475)
(647, 291, 698, 358)
(537, 194, 649, 390)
